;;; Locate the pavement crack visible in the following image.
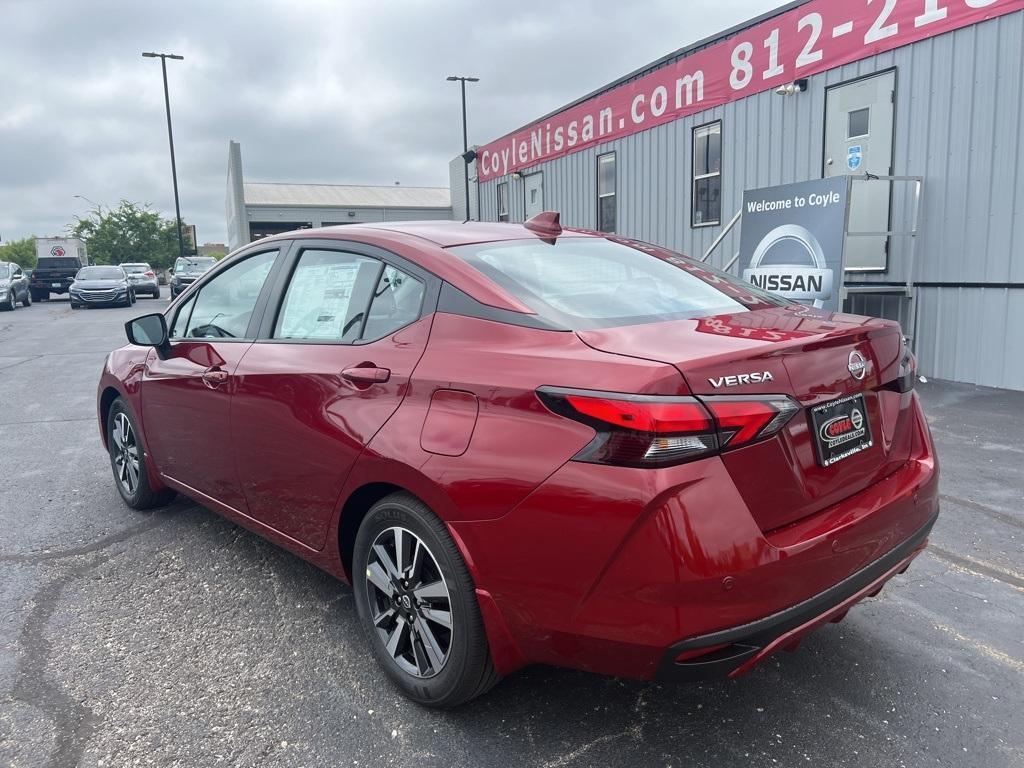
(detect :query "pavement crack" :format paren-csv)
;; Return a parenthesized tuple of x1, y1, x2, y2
(11, 557, 106, 768)
(927, 545, 1024, 591)
(0, 514, 168, 564)
(0, 416, 97, 426)
(940, 493, 1024, 531)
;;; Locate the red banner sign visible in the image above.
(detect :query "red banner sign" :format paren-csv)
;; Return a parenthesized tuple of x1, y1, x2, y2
(477, 0, 1023, 181)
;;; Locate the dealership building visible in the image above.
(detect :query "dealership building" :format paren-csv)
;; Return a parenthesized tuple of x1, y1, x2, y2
(463, 1, 1024, 391)
(227, 141, 452, 251)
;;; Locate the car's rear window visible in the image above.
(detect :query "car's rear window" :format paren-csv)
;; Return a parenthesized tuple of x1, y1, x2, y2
(37, 257, 81, 270)
(449, 237, 788, 329)
(122, 264, 149, 273)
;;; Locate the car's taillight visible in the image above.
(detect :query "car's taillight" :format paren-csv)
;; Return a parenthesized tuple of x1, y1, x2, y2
(537, 387, 800, 468)
(701, 395, 801, 449)
(884, 341, 916, 394)
(144, 270, 155, 278)
(537, 388, 718, 467)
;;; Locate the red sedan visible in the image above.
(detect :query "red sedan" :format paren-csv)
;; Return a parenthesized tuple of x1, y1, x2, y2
(97, 214, 938, 707)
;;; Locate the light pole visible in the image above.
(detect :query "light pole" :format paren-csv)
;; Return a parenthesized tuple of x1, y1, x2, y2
(142, 51, 186, 262)
(446, 75, 479, 221)
(73, 194, 102, 212)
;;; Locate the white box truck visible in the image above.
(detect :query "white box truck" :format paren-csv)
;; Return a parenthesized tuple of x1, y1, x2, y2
(29, 237, 89, 301)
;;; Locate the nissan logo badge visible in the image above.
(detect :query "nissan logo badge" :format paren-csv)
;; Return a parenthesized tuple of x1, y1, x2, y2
(848, 351, 867, 381)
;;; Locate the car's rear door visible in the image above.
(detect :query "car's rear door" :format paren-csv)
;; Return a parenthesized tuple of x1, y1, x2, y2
(230, 240, 438, 550)
(141, 247, 284, 511)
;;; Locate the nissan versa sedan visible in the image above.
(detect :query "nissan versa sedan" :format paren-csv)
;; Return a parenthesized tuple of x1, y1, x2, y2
(97, 215, 938, 707)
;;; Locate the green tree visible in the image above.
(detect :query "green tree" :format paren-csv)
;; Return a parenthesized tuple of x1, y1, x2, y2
(0, 236, 37, 269)
(70, 201, 183, 271)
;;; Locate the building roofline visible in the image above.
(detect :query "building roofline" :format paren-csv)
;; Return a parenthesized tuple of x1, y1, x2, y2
(493, 0, 811, 141)
(244, 203, 452, 210)
(244, 181, 448, 191)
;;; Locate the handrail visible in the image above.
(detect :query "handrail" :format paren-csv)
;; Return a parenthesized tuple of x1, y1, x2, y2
(700, 208, 742, 263)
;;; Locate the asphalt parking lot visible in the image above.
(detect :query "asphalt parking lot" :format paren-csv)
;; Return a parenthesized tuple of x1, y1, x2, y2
(0, 298, 1021, 768)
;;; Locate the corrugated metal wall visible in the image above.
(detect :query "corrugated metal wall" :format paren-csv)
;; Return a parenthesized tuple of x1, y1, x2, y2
(474, 12, 1024, 390)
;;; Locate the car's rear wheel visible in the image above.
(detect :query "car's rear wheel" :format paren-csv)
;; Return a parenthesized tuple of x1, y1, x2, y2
(21, 290, 31, 307)
(353, 492, 499, 707)
(107, 399, 176, 510)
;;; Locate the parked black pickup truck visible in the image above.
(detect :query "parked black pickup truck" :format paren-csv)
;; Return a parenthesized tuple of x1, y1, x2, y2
(30, 255, 84, 301)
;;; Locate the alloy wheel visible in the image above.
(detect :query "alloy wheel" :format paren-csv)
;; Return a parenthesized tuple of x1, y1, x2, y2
(364, 526, 453, 678)
(111, 412, 140, 495)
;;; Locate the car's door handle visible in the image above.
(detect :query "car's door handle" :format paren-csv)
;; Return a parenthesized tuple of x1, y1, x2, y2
(342, 366, 391, 384)
(202, 367, 230, 388)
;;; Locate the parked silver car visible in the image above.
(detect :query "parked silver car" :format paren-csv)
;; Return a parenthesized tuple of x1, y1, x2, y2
(0, 261, 32, 310)
(119, 263, 161, 299)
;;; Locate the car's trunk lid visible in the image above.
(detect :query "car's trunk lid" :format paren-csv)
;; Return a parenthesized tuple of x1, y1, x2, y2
(576, 305, 916, 531)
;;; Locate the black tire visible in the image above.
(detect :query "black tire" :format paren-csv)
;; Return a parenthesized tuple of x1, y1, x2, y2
(152, 287, 161, 299)
(106, 398, 176, 510)
(1, 291, 15, 311)
(353, 492, 499, 707)
(21, 290, 31, 307)
(71, 303, 82, 310)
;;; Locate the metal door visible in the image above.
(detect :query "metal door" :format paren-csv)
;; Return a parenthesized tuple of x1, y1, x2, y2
(824, 70, 895, 272)
(524, 172, 544, 219)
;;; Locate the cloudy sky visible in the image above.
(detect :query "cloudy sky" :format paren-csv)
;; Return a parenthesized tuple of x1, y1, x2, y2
(0, 0, 778, 245)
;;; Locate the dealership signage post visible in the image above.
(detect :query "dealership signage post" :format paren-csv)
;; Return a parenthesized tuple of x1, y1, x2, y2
(739, 177, 848, 311)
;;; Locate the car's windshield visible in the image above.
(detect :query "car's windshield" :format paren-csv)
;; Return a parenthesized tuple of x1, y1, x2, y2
(0, 265, 11, 279)
(175, 257, 216, 273)
(76, 266, 124, 280)
(121, 264, 149, 274)
(449, 237, 789, 330)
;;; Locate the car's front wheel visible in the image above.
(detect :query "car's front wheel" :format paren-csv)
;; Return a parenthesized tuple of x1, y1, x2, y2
(1, 291, 15, 311)
(353, 492, 499, 707)
(107, 398, 176, 510)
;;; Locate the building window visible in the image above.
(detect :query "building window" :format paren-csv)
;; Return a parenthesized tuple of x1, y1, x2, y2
(692, 121, 722, 227)
(848, 107, 870, 138)
(597, 152, 616, 233)
(497, 182, 510, 222)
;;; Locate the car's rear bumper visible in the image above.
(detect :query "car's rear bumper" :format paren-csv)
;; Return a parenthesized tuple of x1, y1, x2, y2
(453, 392, 939, 680)
(655, 507, 936, 681)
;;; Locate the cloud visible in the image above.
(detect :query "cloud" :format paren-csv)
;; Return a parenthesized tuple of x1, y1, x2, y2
(0, 0, 779, 245)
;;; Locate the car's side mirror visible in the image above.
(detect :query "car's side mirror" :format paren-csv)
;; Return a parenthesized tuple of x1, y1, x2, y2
(125, 313, 170, 359)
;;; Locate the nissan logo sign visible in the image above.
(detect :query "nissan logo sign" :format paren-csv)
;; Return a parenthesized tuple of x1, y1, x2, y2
(848, 351, 868, 381)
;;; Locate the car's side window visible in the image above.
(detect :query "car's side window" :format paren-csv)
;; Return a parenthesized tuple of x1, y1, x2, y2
(361, 265, 426, 341)
(273, 249, 382, 342)
(169, 293, 197, 340)
(182, 250, 277, 339)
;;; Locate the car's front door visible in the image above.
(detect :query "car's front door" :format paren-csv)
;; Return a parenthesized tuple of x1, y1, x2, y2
(141, 248, 282, 511)
(11, 266, 27, 301)
(230, 242, 436, 550)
